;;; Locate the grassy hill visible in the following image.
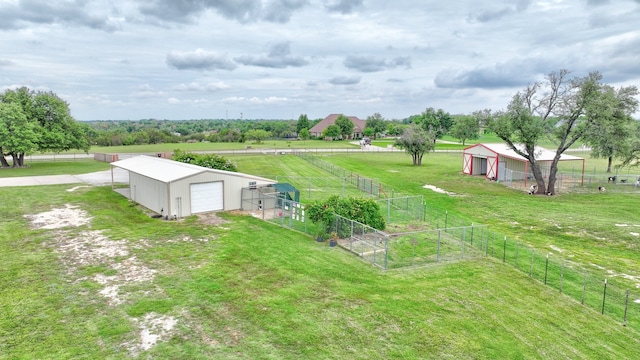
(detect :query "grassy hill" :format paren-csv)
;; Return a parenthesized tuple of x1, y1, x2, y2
(2, 148, 640, 358)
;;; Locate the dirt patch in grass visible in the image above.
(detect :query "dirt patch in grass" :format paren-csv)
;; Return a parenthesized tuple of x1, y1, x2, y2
(423, 184, 458, 196)
(196, 212, 230, 226)
(24, 204, 178, 356)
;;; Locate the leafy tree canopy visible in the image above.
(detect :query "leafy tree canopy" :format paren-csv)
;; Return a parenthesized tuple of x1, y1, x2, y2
(296, 114, 310, 134)
(0, 87, 89, 167)
(245, 129, 271, 144)
(365, 113, 387, 139)
(334, 114, 355, 139)
(323, 124, 341, 139)
(411, 107, 453, 141)
(394, 123, 435, 166)
(450, 115, 480, 145)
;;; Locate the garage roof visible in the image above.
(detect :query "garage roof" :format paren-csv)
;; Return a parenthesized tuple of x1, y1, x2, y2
(465, 143, 583, 162)
(111, 155, 276, 183)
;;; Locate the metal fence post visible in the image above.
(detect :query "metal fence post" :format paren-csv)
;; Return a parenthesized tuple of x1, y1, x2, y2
(601, 279, 608, 315)
(503, 236, 506, 263)
(623, 290, 629, 327)
(544, 254, 549, 285)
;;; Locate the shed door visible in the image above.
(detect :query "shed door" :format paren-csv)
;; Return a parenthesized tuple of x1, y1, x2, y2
(190, 182, 223, 213)
(463, 153, 472, 174)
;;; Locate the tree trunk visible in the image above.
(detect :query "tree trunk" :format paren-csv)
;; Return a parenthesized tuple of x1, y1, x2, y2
(12, 153, 20, 167)
(606, 156, 613, 173)
(0, 155, 9, 168)
(529, 159, 547, 194)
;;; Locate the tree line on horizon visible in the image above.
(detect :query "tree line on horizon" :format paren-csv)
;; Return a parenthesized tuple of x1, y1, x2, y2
(1, 69, 639, 195)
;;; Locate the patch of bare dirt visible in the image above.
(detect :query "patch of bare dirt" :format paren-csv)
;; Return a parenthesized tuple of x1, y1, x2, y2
(196, 212, 230, 226)
(25, 204, 178, 356)
(24, 204, 92, 229)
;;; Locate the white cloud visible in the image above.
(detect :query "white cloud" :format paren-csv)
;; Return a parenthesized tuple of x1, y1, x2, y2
(0, 0, 638, 120)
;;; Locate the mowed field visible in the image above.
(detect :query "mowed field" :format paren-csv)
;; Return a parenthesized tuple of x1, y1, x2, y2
(2, 149, 640, 358)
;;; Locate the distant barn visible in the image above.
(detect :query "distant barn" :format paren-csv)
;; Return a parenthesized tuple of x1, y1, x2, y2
(462, 143, 584, 184)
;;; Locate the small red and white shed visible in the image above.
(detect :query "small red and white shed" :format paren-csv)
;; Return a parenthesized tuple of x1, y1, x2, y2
(462, 143, 584, 183)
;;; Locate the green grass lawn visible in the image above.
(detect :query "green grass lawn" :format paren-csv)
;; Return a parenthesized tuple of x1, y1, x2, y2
(84, 139, 360, 154)
(0, 160, 111, 177)
(2, 185, 640, 359)
(3, 144, 640, 358)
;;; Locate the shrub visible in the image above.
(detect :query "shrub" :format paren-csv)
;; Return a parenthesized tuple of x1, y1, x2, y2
(172, 149, 237, 172)
(306, 195, 386, 231)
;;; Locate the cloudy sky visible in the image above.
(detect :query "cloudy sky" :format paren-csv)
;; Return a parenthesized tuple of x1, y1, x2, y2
(1, 0, 639, 121)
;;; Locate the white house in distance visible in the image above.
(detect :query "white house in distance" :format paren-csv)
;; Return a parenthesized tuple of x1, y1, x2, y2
(110, 155, 276, 218)
(462, 143, 585, 185)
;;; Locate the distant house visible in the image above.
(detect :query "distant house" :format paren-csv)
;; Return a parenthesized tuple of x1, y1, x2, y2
(309, 114, 366, 139)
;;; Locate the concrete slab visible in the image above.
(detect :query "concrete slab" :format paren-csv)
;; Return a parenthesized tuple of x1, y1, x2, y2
(0, 168, 129, 187)
(0, 175, 82, 187)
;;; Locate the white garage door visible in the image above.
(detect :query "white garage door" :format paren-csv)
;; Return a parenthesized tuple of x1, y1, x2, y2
(190, 182, 223, 213)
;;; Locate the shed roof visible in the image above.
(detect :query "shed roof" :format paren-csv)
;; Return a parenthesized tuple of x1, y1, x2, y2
(111, 155, 276, 183)
(464, 143, 583, 162)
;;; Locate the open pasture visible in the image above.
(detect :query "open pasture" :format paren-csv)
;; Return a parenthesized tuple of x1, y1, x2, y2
(2, 185, 640, 359)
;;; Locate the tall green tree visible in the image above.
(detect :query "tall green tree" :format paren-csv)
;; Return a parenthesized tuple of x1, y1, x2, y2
(245, 129, 271, 144)
(413, 108, 453, 143)
(488, 69, 614, 195)
(296, 114, 310, 134)
(582, 85, 639, 172)
(450, 115, 480, 145)
(30, 91, 90, 153)
(394, 123, 435, 165)
(365, 113, 387, 139)
(0, 87, 89, 167)
(0, 103, 38, 167)
(323, 124, 341, 139)
(334, 114, 355, 139)
(299, 128, 310, 144)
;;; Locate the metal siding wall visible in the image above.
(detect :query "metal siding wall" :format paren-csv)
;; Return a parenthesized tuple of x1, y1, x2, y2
(130, 172, 168, 214)
(504, 158, 526, 180)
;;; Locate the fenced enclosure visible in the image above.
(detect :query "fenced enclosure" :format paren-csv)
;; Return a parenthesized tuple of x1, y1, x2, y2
(295, 153, 386, 198)
(501, 169, 640, 194)
(273, 175, 379, 201)
(385, 225, 488, 269)
(255, 192, 640, 332)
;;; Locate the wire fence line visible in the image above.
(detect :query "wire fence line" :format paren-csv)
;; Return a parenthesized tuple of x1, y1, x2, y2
(260, 194, 640, 332)
(499, 169, 640, 194)
(481, 231, 640, 330)
(260, 153, 640, 331)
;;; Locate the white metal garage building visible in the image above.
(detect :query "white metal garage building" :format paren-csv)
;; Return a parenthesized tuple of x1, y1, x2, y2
(110, 155, 276, 218)
(462, 143, 584, 182)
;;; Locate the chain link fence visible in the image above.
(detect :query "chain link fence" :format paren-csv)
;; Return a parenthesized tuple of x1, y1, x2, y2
(478, 231, 640, 331)
(500, 169, 640, 194)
